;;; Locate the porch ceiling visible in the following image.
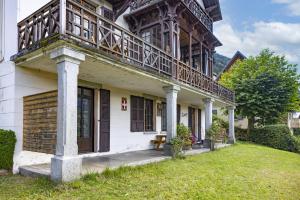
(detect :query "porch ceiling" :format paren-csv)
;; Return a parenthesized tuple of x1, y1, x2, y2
(14, 43, 232, 108)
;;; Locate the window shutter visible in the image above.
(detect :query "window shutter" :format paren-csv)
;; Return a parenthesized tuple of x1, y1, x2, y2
(177, 104, 181, 125)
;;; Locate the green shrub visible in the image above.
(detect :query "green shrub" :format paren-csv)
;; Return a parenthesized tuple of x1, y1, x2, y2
(0, 129, 17, 170)
(250, 124, 299, 153)
(207, 120, 225, 151)
(235, 127, 249, 141)
(177, 123, 191, 147)
(293, 128, 300, 136)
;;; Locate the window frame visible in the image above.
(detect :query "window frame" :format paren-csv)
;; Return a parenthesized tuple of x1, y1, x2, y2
(161, 102, 167, 132)
(130, 95, 155, 132)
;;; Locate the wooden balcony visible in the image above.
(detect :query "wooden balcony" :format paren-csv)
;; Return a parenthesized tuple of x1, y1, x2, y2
(16, 0, 234, 102)
(130, 0, 213, 32)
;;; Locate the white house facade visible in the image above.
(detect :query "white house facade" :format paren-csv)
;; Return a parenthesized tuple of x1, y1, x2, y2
(0, 0, 235, 181)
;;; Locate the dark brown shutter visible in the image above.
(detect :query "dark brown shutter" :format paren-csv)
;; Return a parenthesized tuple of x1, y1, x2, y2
(131, 96, 144, 132)
(100, 89, 110, 152)
(161, 102, 167, 131)
(145, 99, 154, 131)
(177, 104, 181, 125)
(198, 109, 202, 141)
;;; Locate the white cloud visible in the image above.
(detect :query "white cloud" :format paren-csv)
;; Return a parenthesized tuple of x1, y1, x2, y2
(272, 0, 300, 16)
(18, 0, 51, 21)
(214, 21, 300, 67)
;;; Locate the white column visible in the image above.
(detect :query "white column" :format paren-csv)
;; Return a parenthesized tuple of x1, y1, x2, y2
(50, 47, 85, 182)
(163, 85, 180, 143)
(203, 98, 214, 146)
(228, 106, 236, 144)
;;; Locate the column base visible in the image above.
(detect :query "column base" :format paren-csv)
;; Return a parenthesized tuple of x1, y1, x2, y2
(163, 143, 173, 156)
(227, 138, 236, 144)
(203, 139, 211, 148)
(51, 155, 82, 182)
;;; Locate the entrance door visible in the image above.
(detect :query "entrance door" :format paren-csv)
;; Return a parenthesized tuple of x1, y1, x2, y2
(198, 109, 202, 141)
(100, 89, 110, 152)
(188, 107, 196, 135)
(77, 87, 94, 153)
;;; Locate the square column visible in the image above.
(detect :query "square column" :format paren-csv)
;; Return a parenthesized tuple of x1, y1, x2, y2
(50, 47, 85, 182)
(163, 85, 180, 143)
(203, 98, 214, 146)
(228, 106, 236, 144)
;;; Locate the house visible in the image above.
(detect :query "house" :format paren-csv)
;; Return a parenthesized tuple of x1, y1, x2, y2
(0, 0, 235, 181)
(214, 51, 247, 128)
(216, 51, 246, 81)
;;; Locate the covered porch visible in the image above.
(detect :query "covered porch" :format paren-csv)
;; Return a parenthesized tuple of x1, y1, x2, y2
(13, 42, 235, 182)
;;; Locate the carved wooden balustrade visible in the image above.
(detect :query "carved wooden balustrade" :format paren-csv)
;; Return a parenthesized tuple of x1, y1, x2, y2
(17, 0, 234, 102)
(130, 0, 213, 32)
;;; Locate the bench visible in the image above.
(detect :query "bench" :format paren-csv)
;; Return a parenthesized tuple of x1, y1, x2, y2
(151, 134, 167, 150)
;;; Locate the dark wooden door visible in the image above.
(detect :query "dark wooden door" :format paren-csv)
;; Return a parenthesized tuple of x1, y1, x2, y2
(77, 87, 94, 153)
(188, 107, 196, 135)
(100, 89, 110, 152)
(198, 109, 202, 141)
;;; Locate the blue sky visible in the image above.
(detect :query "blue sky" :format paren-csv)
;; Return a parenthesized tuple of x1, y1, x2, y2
(215, 0, 300, 70)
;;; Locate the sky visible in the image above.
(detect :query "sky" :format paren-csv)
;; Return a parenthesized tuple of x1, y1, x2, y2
(18, 0, 300, 70)
(214, 0, 300, 70)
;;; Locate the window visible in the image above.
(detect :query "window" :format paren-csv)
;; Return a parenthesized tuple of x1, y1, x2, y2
(141, 25, 161, 48)
(161, 102, 167, 131)
(131, 96, 154, 132)
(101, 6, 114, 21)
(0, 0, 4, 61)
(202, 48, 209, 75)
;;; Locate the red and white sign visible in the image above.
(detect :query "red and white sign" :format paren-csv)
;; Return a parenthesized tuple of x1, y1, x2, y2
(121, 97, 127, 111)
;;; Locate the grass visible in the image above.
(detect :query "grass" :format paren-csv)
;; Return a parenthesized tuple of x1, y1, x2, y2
(0, 143, 300, 200)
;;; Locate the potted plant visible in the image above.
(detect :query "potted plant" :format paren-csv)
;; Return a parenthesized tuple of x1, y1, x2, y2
(177, 124, 192, 150)
(206, 120, 222, 151)
(170, 137, 184, 158)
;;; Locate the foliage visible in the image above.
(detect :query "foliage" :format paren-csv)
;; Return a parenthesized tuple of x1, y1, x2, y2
(1, 144, 300, 199)
(170, 137, 184, 159)
(213, 115, 229, 130)
(219, 49, 300, 131)
(293, 128, 300, 136)
(250, 124, 300, 153)
(0, 129, 17, 170)
(235, 127, 249, 141)
(177, 124, 192, 147)
(169, 124, 193, 158)
(206, 120, 223, 150)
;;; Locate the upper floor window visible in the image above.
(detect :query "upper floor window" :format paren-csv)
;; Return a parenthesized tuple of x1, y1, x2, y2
(0, 0, 4, 61)
(202, 48, 209, 75)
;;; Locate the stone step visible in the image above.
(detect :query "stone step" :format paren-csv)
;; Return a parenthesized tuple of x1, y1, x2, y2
(19, 164, 50, 179)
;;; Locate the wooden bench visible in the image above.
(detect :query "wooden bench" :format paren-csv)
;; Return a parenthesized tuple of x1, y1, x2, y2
(151, 135, 167, 150)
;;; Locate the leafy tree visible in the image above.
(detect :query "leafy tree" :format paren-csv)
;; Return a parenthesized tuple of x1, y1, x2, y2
(220, 49, 300, 131)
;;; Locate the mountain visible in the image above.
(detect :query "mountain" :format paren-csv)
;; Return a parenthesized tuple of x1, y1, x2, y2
(213, 53, 230, 76)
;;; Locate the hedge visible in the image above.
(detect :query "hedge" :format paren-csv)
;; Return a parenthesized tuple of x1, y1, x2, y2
(293, 128, 300, 137)
(235, 127, 249, 141)
(0, 129, 16, 170)
(250, 124, 300, 153)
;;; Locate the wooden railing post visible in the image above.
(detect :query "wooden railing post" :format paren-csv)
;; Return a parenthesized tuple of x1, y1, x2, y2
(60, 0, 66, 34)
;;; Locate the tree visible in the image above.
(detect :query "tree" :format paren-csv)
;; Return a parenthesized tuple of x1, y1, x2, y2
(220, 49, 300, 132)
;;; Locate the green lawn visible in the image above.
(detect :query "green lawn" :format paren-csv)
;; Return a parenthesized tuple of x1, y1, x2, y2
(1, 143, 300, 200)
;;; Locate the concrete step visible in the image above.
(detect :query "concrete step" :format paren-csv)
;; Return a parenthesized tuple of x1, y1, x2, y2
(19, 164, 50, 179)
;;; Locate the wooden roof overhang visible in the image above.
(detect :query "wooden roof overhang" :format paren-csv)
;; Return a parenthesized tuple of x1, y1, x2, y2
(203, 0, 222, 21)
(106, 0, 132, 20)
(124, 0, 222, 48)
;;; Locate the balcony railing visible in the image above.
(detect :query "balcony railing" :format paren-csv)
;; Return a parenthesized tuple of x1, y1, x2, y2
(130, 0, 213, 32)
(17, 0, 234, 102)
